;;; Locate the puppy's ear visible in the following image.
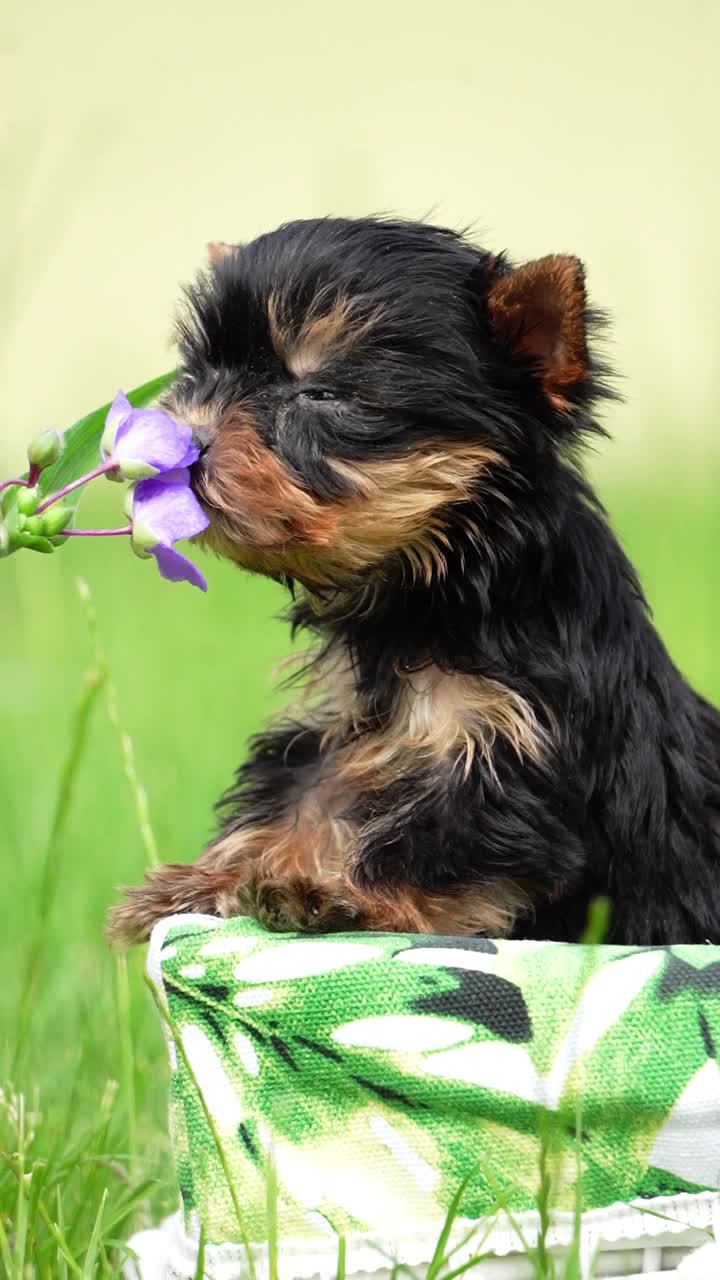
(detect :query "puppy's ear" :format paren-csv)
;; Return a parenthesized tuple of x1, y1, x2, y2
(487, 255, 588, 408)
(207, 241, 242, 263)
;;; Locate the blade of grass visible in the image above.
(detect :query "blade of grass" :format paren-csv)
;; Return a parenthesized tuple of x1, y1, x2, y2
(75, 576, 160, 1241)
(436, 1247, 496, 1280)
(384, 1262, 420, 1280)
(36, 1199, 83, 1278)
(437, 1212, 500, 1273)
(13, 660, 106, 1070)
(114, 952, 137, 1181)
(475, 1159, 534, 1261)
(535, 1119, 556, 1280)
(81, 1187, 108, 1279)
(633, 1202, 713, 1236)
(65, 1082, 118, 1245)
(76, 577, 159, 868)
(56, 1186, 69, 1280)
(578, 896, 610, 946)
(335, 1235, 346, 1280)
(0, 1218, 13, 1277)
(26, 1157, 50, 1266)
(97, 1178, 159, 1231)
(554, 899, 609, 1279)
(388, 1266, 415, 1280)
(193, 1225, 206, 1280)
(424, 1164, 480, 1280)
(12, 1097, 30, 1280)
(148, 977, 257, 1280)
(266, 1149, 279, 1280)
(56, 1052, 85, 1155)
(13, 1173, 29, 1279)
(559, 1111, 584, 1280)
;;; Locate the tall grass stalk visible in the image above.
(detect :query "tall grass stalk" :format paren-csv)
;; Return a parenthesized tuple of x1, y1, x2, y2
(266, 1150, 279, 1280)
(192, 1226, 206, 1280)
(534, 1122, 555, 1280)
(335, 1234, 347, 1280)
(560, 1113, 584, 1280)
(424, 1165, 481, 1280)
(75, 577, 159, 868)
(37, 1195, 82, 1277)
(149, 979, 258, 1280)
(75, 576, 162, 1196)
(13, 658, 106, 1071)
(114, 952, 137, 1178)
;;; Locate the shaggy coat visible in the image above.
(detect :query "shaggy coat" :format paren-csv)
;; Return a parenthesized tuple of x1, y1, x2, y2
(109, 218, 720, 946)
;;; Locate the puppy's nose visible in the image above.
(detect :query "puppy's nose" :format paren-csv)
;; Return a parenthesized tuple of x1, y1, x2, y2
(192, 425, 211, 454)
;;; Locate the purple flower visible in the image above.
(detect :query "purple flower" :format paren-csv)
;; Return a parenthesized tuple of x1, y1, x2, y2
(101, 390, 199, 480)
(130, 469, 210, 590)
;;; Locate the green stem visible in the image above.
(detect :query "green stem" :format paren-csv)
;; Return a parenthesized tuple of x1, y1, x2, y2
(35, 460, 118, 514)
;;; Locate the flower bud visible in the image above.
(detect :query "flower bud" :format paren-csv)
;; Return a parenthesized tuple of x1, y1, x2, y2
(24, 516, 45, 535)
(16, 486, 39, 515)
(117, 458, 160, 481)
(41, 504, 73, 536)
(22, 534, 56, 554)
(27, 428, 62, 470)
(100, 419, 118, 458)
(0, 522, 9, 557)
(130, 519, 158, 553)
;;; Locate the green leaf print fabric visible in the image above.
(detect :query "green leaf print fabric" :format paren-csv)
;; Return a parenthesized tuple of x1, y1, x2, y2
(146, 913, 720, 1259)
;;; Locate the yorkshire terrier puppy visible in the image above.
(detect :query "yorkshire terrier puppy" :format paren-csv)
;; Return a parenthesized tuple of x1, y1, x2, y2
(109, 217, 720, 946)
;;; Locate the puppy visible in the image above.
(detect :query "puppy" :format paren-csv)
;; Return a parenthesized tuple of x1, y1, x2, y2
(109, 217, 720, 946)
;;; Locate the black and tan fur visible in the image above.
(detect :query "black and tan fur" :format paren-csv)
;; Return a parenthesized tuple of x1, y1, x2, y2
(108, 217, 720, 946)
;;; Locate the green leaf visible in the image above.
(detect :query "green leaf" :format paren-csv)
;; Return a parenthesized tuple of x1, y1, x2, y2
(1, 370, 177, 546)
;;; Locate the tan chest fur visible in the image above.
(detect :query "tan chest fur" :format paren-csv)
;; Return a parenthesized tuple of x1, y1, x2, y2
(182, 648, 545, 938)
(312, 650, 546, 788)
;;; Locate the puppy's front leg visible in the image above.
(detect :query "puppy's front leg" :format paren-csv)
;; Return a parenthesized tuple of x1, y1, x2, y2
(106, 824, 271, 944)
(107, 720, 358, 942)
(347, 765, 590, 939)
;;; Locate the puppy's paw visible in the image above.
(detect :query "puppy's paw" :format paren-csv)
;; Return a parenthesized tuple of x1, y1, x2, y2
(253, 876, 364, 934)
(106, 860, 230, 945)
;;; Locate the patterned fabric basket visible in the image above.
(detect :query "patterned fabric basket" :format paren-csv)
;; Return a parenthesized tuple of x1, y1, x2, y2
(126, 914, 720, 1279)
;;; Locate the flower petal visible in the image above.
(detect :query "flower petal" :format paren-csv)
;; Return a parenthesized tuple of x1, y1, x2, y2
(101, 390, 133, 458)
(143, 467, 191, 487)
(177, 442, 203, 468)
(151, 543, 208, 590)
(132, 472, 209, 545)
(113, 408, 199, 475)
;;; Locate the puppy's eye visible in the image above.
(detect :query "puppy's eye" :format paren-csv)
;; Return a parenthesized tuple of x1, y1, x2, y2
(300, 388, 336, 403)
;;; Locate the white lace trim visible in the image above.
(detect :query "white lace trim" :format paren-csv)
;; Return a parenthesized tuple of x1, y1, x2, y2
(125, 1191, 719, 1279)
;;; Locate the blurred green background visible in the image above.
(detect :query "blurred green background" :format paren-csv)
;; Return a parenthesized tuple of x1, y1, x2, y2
(1, 0, 719, 1252)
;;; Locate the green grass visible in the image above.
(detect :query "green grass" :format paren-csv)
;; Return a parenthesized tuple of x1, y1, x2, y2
(1, 465, 718, 1272)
